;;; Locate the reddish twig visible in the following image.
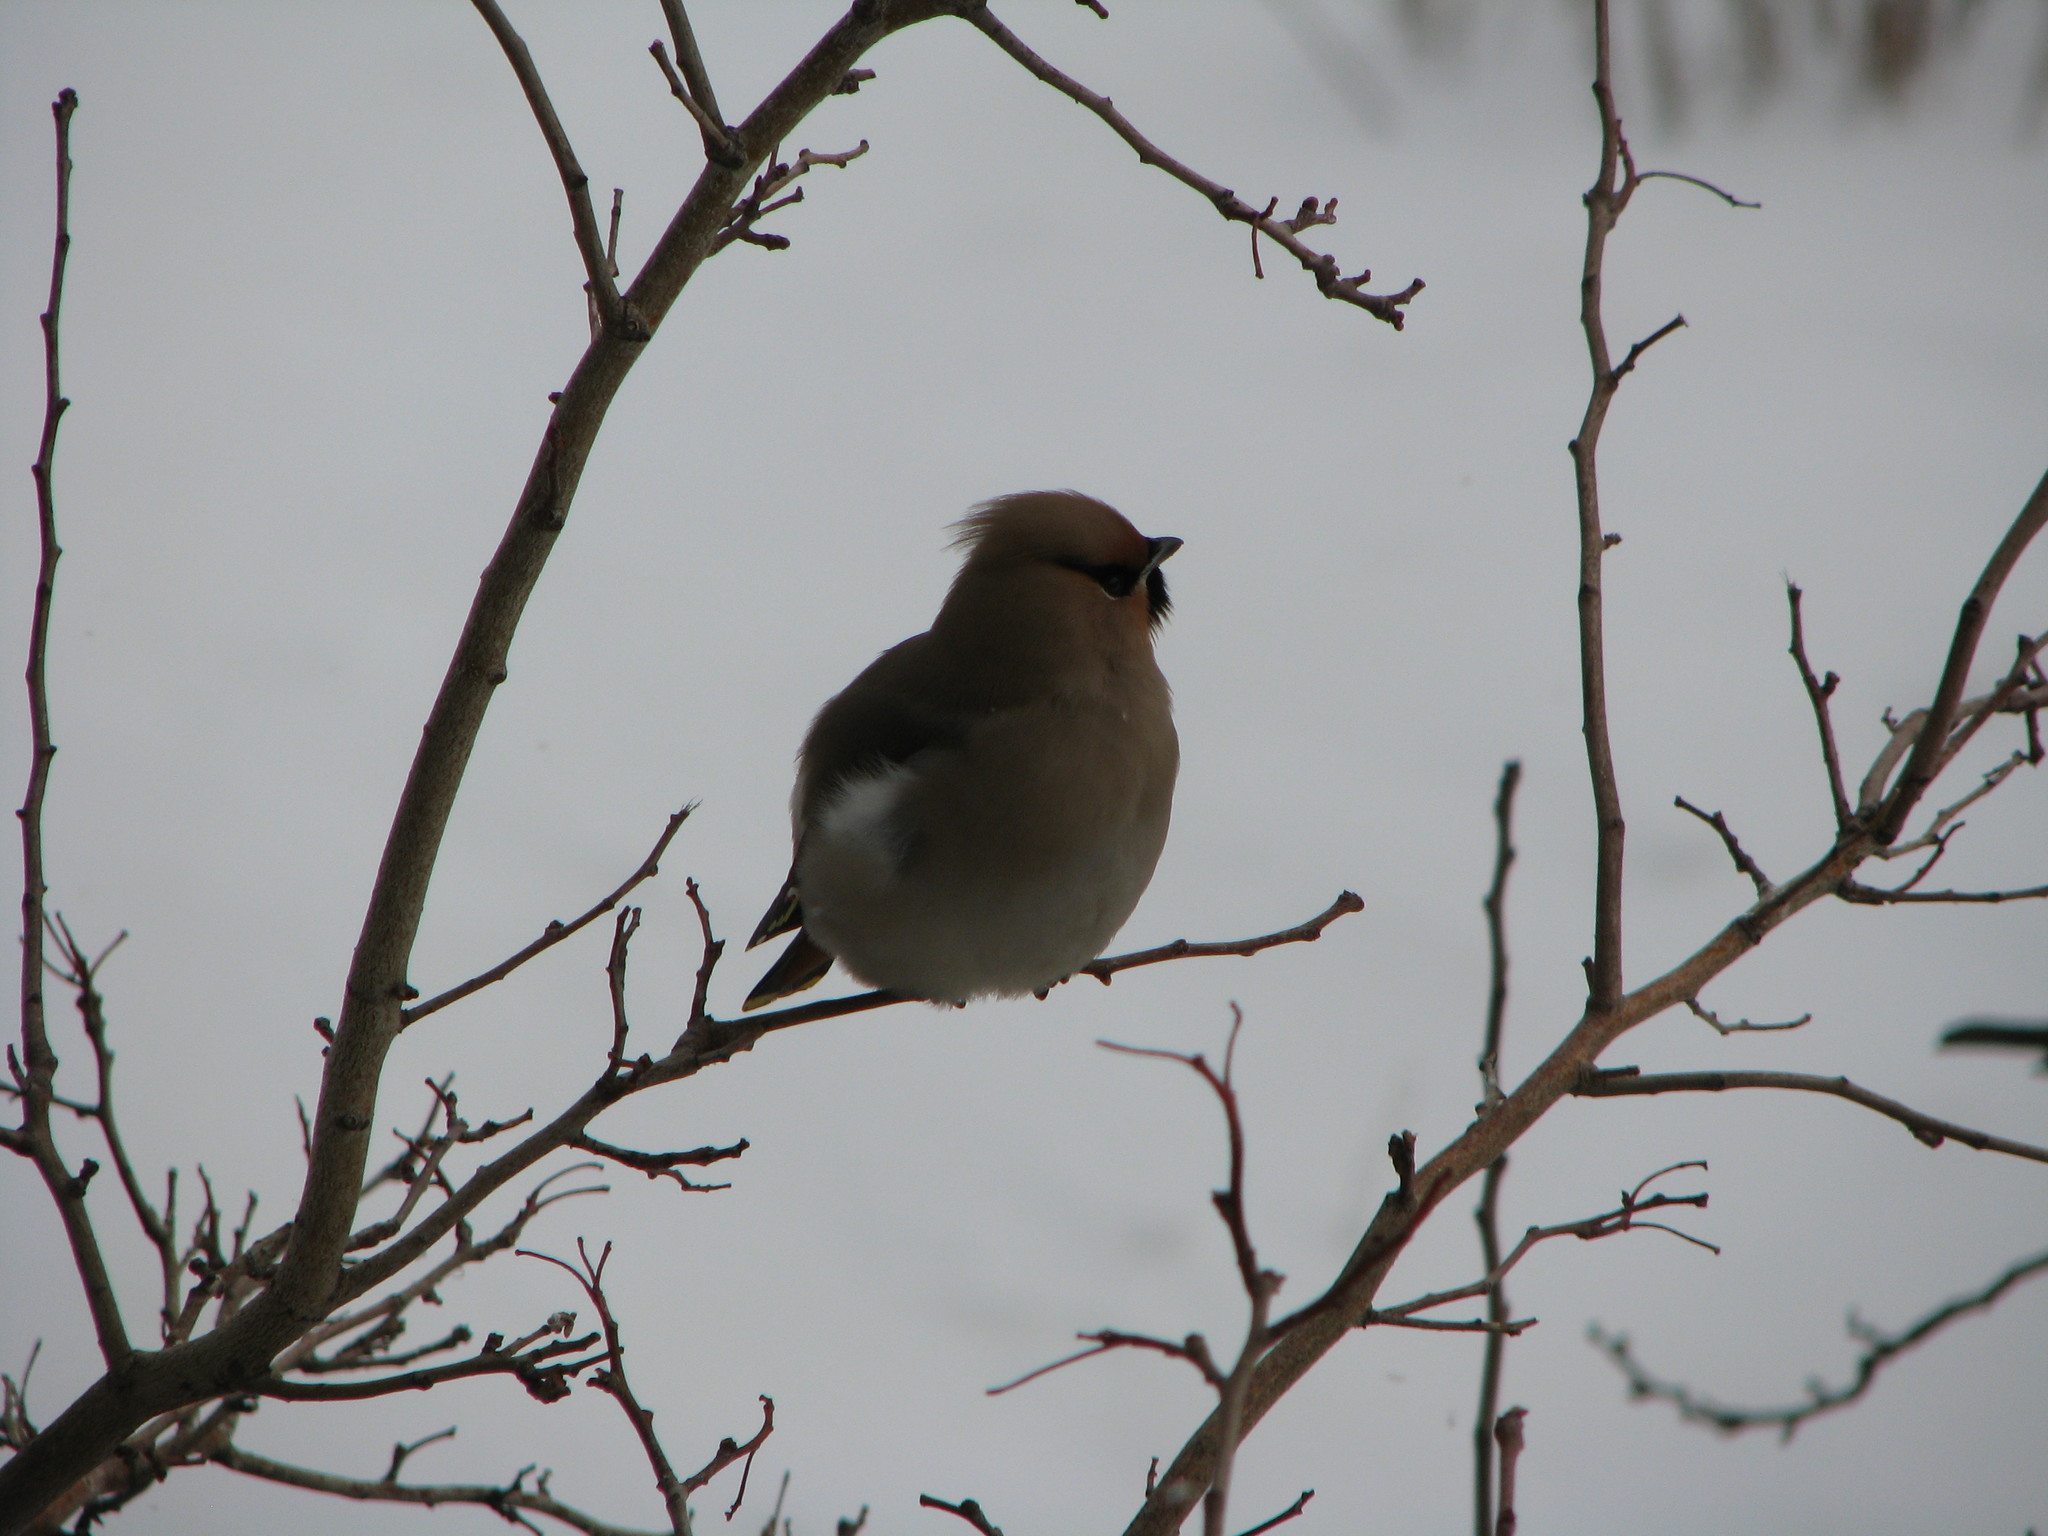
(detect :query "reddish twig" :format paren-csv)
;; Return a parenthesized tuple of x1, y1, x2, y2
(521, 1240, 690, 1532)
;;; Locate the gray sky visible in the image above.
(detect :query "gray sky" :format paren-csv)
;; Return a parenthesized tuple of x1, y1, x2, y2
(3, 4, 2045, 1534)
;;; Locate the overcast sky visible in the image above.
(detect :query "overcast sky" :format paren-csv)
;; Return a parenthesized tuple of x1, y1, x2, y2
(3, 4, 2045, 1534)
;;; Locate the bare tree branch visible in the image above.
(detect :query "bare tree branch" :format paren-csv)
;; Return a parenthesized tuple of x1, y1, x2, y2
(1473, 760, 1519, 1536)
(1371, 1167, 1715, 1333)
(1491, 1406, 1526, 1536)
(1869, 467, 2048, 845)
(965, 8, 1423, 327)
(1079, 892, 1363, 985)
(1840, 880, 2048, 905)
(11, 85, 133, 1378)
(1785, 584, 1853, 830)
(920, 1495, 1005, 1536)
(404, 807, 692, 1028)
(469, 0, 633, 336)
(1672, 796, 1772, 898)
(0, 9, 973, 1519)
(1591, 1247, 2048, 1440)
(1232, 1489, 1313, 1536)
(1575, 1066, 2048, 1163)
(40, 918, 189, 1338)
(1566, 0, 1654, 1015)
(1005, 1011, 1285, 1536)
(1635, 169, 1759, 207)
(213, 1442, 666, 1536)
(1683, 997, 1809, 1036)
(256, 1330, 602, 1403)
(654, 0, 744, 165)
(568, 1132, 747, 1192)
(708, 141, 871, 256)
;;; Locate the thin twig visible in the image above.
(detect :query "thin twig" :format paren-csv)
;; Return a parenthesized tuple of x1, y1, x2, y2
(1870, 748, 2028, 862)
(1233, 1490, 1313, 1536)
(1684, 997, 1809, 1035)
(1080, 891, 1362, 983)
(656, 0, 743, 164)
(708, 142, 870, 255)
(1869, 468, 2048, 845)
(967, 8, 1422, 326)
(684, 878, 722, 1030)
(1566, 0, 1640, 1014)
(46, 918, 182, 1336)
(1672, 797, 1772, 898)
(521, 1241, 692, 1533)
(606, 907, 642, 1072)
(256, 1331, 602, 1402)
(213, 1443, 665, 1536)
(1576, 1066, 2048, 1162)
(1473, 759, 1519, 1536)
(14, 86, 131, 1375)
(1478, 762, 1521, 1105)
(469, 0, 631, 336)
(569, 1132, 746, 1193)
(405, 807, 691, 1027)
(650, 39, 742, 165)
(1030, 1011, 1285, 1536)
(1785, 584, 1854, 830)
(1491, 1407, 1526, 1536)
(1591, 1247, 2048, 1440)
(1371, 1171, 1715, 1334)
(1635, 169, 1759, 207)
(1839, 880, 2048, 905)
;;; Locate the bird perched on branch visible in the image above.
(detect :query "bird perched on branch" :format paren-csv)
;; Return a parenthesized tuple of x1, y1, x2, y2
(744, 490, 1182, 1010)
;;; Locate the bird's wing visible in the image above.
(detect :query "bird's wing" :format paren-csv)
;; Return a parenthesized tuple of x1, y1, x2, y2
(745, 633, 966, 952)
(794, 632, 974, 821)
(742, 929, 836, 1012)
(746, 867, 805, 950)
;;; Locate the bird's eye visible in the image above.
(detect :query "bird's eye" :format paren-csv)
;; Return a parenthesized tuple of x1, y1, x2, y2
(1057, 557, 1142, 599)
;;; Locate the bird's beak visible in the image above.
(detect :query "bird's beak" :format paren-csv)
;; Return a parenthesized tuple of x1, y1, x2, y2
(1139, 536, 1183, 581)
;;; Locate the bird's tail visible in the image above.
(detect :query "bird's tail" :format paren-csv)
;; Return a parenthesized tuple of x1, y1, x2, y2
(742, 928, 835, 1012)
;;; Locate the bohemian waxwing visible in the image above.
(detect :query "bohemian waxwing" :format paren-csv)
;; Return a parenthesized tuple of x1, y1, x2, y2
(743, 490, 1181, 1009)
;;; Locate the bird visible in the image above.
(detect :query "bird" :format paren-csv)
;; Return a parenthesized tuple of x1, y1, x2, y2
(743, 490, 1181, 1011)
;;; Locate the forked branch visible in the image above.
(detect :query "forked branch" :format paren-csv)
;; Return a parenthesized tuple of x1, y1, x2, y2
(1591, 1247, 2048, 1440)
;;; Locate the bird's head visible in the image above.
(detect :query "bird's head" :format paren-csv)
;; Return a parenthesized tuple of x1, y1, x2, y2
(947, 490, 1181, 637)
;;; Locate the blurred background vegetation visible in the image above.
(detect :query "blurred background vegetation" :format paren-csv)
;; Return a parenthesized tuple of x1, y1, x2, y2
(1273, 0, 2048, 133)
